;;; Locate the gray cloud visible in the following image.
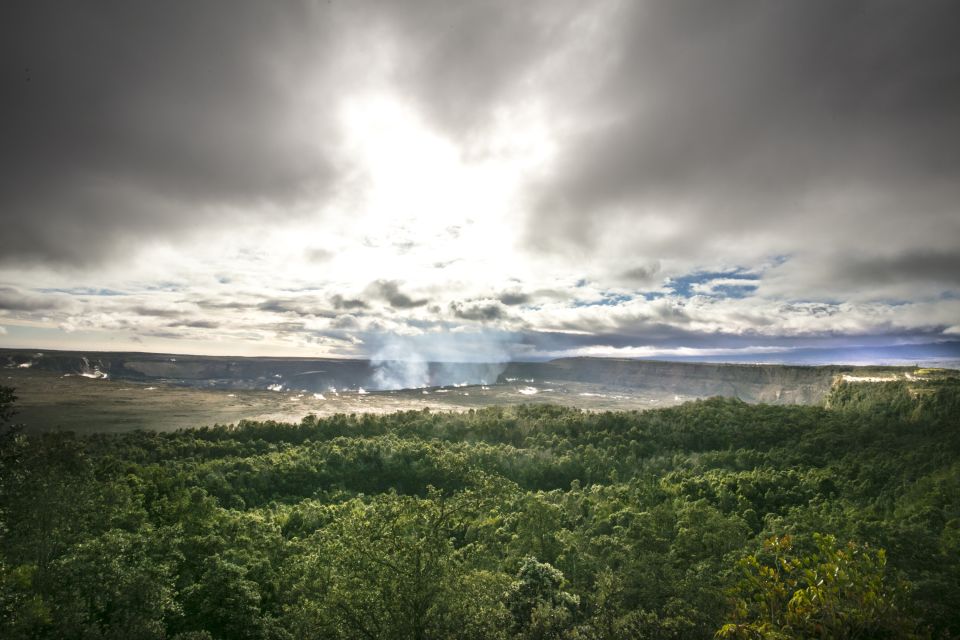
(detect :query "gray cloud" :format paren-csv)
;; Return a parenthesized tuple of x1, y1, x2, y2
(526, 1, 960, 271)
(194, 299, 253, 311)
(619, 263, 662, 286)
(330, 314, 359, 329)
(257, 297, 335, 318)
(0, 286, 69, 311)
(331, 295, 368, 311)
(369, 0, 583, 135)
(840, 251, 960, 288)
(1, 0, 342, 266)
(0, 0, 581, 267)
(139, 330, 184, 340)
(257, 299, 300, 314)
(368, 280, 428, 309)
(760, 250, 960, 302)
(132, 306, 184, 318)
(450, 301, 506, 322)
(497, 289, 573, 307)
(270, 321, 308, 334)
(305, 248, 334, 263)
(168, 319, 220, 329)
(498, 291, 530, 306)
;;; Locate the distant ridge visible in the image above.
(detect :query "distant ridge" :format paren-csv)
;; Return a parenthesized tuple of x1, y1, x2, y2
(499, 358, 922, 405)
(3, 347, 954, 402)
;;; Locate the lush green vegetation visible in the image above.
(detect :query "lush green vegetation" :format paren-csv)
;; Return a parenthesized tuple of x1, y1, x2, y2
(1, 379, 958, 639)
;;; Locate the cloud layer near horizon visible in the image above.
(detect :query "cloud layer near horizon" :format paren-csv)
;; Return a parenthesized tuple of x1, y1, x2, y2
(1, 0, 958, 360)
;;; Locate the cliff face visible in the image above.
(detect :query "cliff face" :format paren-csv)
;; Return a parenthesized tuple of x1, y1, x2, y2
(499, 358, 912, 404)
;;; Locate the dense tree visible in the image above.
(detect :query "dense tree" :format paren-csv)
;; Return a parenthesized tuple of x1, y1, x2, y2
(0, 386, 16, 426)
(506, 557, 579, 639)
(0, 377, 956, 638)
(717, 534, 919, 639)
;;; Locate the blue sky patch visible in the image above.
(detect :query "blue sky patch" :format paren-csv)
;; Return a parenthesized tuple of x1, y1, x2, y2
(667, 269, 758, 298)
(574, 292, 635, 308)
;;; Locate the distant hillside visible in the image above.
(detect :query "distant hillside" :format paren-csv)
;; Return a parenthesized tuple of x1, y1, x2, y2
(0, 349, 503, 391)
(3, 349, 943, 403)
(1, 348, 373, 389)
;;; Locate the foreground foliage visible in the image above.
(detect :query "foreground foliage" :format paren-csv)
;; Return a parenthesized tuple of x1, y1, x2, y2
(1, 379, 958, 639)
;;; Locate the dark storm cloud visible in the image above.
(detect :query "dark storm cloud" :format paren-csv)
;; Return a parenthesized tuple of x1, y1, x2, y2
(498, 289, 573, 306)
(450, 301, 505, 322)
(5, 0, 958, 275)
(619, 263, 662, 286)
(257, 298, 335, 317)
(193, 298, 254, 311)
(132, 306, 183, 318)
(527, 1, 960, 264)
(368, 281, 428, 309)
(257, 300, 298, 314)
(778, 303, 841, 318)
(0, 0, 574, 267)
(368, 0, 579, 134)
(839, 251, 960, 287)
(167, 319, 220, 330)
(330, 295, 368, 311)
(1, 0, 342, 266)
(0, 286, 70, 311)
(498, 291, 530, 306)
(330, 314, 359, 329)
(761, 250, 960, 300)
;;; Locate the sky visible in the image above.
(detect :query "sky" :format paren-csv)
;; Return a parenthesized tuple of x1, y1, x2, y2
(1, 0, 959, 363)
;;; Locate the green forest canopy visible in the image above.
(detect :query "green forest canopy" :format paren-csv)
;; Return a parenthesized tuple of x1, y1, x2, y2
(1, 378, 958, 639)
